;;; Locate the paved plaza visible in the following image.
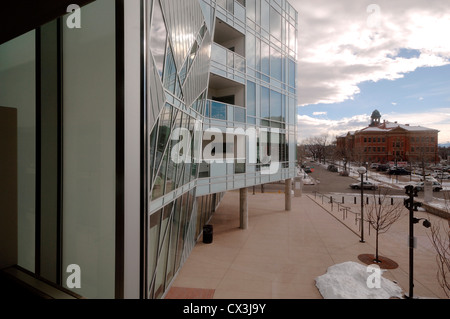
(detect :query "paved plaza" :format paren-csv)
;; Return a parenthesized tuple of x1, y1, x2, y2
(166, 190, 449, 299)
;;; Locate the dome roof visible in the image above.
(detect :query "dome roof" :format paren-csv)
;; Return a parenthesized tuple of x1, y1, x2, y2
(371, 109, 381, 119)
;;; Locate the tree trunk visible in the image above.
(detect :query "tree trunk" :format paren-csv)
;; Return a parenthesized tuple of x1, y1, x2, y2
(375, 230, 380, 263)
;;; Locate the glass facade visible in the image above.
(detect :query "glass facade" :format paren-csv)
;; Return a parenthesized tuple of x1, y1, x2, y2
(145, 0, 298, 299)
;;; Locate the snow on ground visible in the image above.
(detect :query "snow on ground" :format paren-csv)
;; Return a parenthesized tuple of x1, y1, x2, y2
(315, 261, 404, 299)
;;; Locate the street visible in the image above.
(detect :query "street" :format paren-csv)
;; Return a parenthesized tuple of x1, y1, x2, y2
(255, 161, 449, 201)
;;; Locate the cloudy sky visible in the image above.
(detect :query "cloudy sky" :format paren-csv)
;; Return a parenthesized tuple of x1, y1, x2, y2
(289, 0, 450, 144)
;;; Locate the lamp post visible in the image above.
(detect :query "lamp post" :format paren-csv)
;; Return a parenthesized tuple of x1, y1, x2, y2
(404, 185, 431, 299)
(357, 166, 367, 243)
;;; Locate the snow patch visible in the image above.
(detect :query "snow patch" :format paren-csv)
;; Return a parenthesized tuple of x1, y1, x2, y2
(315, 261, 403, 299)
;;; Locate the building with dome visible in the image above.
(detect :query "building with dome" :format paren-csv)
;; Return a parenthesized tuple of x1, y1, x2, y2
(336, 110, 439, 165)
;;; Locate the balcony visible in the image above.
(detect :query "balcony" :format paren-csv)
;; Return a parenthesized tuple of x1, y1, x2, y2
(210, 43, 246, 84)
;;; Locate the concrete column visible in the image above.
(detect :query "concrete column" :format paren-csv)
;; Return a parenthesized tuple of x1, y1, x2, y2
(285, 178, 292, 211)
(239, 188, 248, 229)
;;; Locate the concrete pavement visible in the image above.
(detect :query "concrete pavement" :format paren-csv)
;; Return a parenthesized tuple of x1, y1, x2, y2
(166, 190, 449, 299)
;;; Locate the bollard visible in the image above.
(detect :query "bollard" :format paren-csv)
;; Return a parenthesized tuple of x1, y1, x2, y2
(391, 198, 394, 205)
(354, 197, 356, 204)
(342, 196, 345, 204)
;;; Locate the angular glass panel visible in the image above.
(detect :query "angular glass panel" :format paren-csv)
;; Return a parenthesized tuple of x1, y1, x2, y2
(165, 111, 182, 195)
(150, 0, 167, 77)
(153, 203, 172, 299)
(148, 209, 162, 297)
(154, 104, 173, 176)
(149, 119, 159, 185)
(163, 45, 177, 94)
(166, 197, 182, 285)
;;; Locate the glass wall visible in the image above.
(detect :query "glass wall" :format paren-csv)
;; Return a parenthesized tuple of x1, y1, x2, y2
(62, 0, 116, 299)
(0, 31, 36, 272)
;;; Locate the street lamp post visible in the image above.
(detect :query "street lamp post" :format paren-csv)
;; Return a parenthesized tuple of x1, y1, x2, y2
(357, 166, 367, 243)
(404, 185, 431, 299)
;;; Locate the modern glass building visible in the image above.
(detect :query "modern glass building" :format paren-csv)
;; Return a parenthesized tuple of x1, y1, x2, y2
(0, 0, 298, 299)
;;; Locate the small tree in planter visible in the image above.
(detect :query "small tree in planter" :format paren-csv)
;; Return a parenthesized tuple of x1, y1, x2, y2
(365, 188, 405, 263)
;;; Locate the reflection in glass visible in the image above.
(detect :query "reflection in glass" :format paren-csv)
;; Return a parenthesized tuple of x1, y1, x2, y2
(261, 41, 270, 76)
(247, 81, 256, 116)
(270, 47, 282, 81)
(234, 107, 245, 123)
(150, 0, 167, 77)
(211, 101, 227, 120)
(148, 209, 162, 297)
(270, 90, 282, 120)
(261, 86, 270, 119)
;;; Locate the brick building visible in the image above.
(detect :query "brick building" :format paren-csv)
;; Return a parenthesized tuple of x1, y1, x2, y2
(337, 110, 439, 166)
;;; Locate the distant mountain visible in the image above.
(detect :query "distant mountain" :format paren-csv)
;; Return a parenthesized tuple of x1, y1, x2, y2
(439, 143, 450, 147)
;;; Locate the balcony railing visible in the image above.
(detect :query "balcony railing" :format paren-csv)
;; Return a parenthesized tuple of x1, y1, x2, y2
(211, 43, 245, 73)
(205, 99, 246, 123)
(216, 0, 246, 23)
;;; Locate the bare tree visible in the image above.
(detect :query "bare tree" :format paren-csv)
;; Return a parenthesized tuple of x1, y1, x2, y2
(365, 188, 405, 263)
(429, 191, 450, 297)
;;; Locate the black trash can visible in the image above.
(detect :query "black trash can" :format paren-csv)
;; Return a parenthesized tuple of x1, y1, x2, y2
(203, 225, 213, 244)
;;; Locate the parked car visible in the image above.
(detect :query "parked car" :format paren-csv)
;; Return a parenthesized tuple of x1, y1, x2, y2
(327, 165, 338, 172)
(388, 167, 411, 175)
(304, 167, 312, 173)
(370, 163, 379, 169)
(434, 172, 450, 179)
(404, 181, 442, 192)
(376, 164, 389, 172)
(350, 181, 378, 190)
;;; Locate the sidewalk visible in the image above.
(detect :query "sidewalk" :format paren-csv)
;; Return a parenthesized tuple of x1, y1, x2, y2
(166, 190, 448, 299)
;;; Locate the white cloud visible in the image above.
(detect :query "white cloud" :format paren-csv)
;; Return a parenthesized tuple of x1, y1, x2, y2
(391, 102, 397, 105)
(313, 111, 328, 116)
(291, 0, 450, 106)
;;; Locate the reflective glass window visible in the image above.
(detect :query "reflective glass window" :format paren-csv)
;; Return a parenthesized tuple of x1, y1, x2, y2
(261, 86, 270, 119)
(247, 81, 256, 116)
(270, 47, 282, 81)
